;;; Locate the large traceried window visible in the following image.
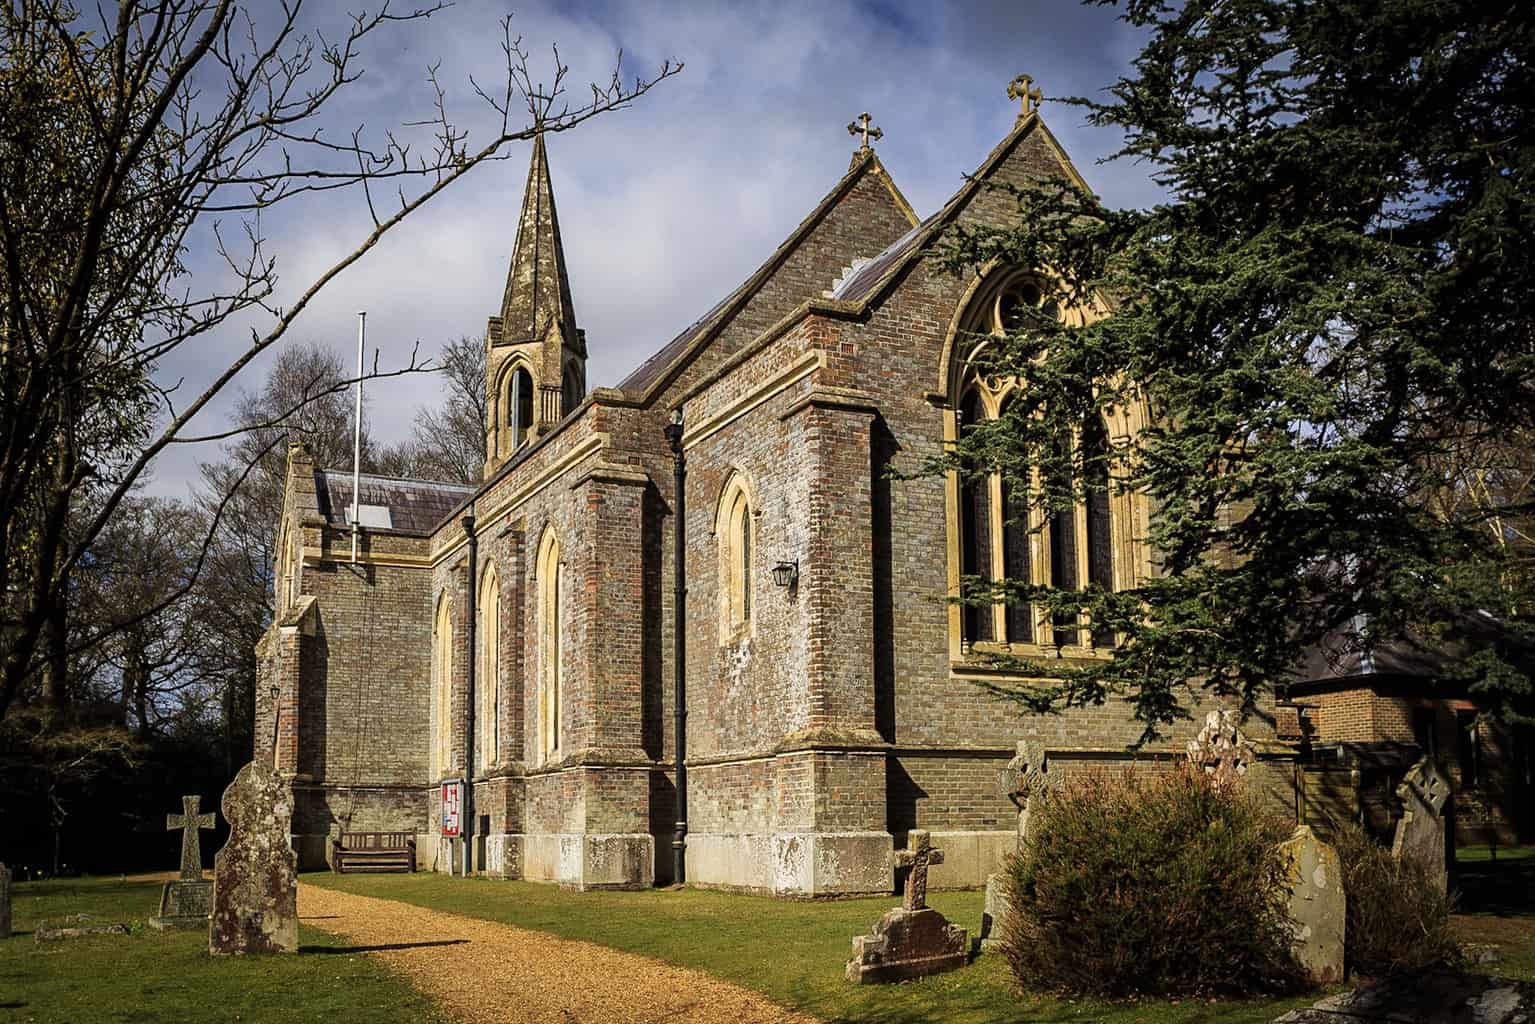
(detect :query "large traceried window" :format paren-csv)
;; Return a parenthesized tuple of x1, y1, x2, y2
(536, 528, 563, 762)
(475, 564, 499, 772)
(430, 592, 454, 778)
(715, 475, 755, 642)
(950, 271, 1131, 656)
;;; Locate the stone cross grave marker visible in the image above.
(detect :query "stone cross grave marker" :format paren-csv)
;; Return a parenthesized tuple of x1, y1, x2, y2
(1, 862, 11, 940)
(1392, 755, 1451, 892)
(982, 741, 1059, 951)
(847, 830, 967, 984)
(151, 795, 217, 930)
(168, 796, 215, 880)
(1186, 708, 1256, 792)
(210, 760, 297, 954)
(894, 829, 944, 912)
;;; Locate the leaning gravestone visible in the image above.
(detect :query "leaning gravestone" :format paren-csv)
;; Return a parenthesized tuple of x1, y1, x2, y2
(1391, 755, 1451, 893)
(846, 830, 968, 983)
(980, 741, 1058, 951)
(150, 796, 216, 931)
(1, 862, 11, 940)
(1278, 825, 1345, 985)
(209, 760, 297, 954)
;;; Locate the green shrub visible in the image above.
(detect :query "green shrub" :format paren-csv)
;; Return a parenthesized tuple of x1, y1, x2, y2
(1332, 823, 1460, 978)
(1000, 766, 1306, 997)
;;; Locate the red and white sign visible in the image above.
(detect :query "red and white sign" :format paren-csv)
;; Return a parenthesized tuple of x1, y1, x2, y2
(440, 780, 463, 837)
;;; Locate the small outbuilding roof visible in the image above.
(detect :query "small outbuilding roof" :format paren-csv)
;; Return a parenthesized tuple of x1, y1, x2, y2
(313, 470, 476, 536)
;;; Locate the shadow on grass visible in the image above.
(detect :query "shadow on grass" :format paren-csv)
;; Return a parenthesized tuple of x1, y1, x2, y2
(303, 939, 469, 954)
(1456, 849, 1535, 917)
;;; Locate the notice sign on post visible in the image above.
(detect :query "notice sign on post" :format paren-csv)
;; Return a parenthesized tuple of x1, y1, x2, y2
(440, 780, 463, 837)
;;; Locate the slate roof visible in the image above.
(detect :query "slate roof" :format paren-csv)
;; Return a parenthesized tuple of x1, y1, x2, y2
(313, 470, 476, 536)
(1295, 611, 1534, 685)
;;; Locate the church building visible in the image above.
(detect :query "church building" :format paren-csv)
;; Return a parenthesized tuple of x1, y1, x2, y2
(255, 77, 1302, 894)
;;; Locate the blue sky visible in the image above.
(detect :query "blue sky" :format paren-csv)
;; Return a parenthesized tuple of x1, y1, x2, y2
(149, 0, 1160, 496)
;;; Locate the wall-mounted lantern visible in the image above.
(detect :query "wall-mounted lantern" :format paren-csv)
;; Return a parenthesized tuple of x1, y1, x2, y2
(771, 560, 799, 588)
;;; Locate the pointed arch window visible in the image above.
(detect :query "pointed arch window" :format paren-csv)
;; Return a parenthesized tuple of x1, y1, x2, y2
(501, 364, 535, 455)
(430, 592, 454, 778)
(561, 364, 583, 417)
(476, 564, 500, 771)
(716, 476, 755, 641)
(536, 528, 563, 762)
(949, 270, 1125, 655)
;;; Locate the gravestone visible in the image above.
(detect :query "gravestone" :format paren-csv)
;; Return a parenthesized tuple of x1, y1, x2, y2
(980, 742, 1059, 951)
(1391, 755, 1451, 892)
(150, 796, 216, 931)
(1, 862, 11, 940)
(209, 760, 297, 954)
(1186, 708, 1256, 792)
(846, 830, 968, 983)
(1278, 825, 1345, 985)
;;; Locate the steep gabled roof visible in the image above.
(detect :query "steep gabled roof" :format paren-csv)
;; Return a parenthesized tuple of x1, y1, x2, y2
(497, 133, 582, 354)
(832, 110, 1093, 307)
(617, 148, 917, 398)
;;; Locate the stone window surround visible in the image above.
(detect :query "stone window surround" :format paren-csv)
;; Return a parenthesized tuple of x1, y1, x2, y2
(533, 526, 563, 764)
(493, 357, 537, 459)
(712, 472, 759, 644)
(476, 562, 500, 772)
(429, 591, 454, 778)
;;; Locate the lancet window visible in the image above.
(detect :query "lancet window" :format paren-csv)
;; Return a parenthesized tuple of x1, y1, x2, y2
(430, 592, 454, 777)
(716, 475, 755, 641)
(476, 564, 500, 771)
(536, 528, 563, 762)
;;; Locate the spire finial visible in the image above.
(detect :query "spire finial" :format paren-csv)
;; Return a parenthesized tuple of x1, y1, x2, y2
(1008, 74, 1043, 119)
(847, 112, 883, 152)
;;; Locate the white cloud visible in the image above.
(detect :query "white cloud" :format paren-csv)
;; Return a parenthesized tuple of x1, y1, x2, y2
(146, 0, 1160, 496)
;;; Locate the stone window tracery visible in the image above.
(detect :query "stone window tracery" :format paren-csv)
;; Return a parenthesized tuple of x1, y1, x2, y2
(948, 270, 1132, 659)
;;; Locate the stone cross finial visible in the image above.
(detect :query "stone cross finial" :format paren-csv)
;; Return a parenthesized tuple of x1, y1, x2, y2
(894, 829, 945, 911)
(847, 112, 883, 151)
(1008, 74, 1043, 119)
(167, 795, 216, 881)
(999, 741, 1056, 842)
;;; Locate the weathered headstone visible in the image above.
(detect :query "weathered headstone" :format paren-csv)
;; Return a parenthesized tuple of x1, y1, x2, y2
(209, 760, 297, 955)
(980, 742, 1059, 951)
(1391, 755, 1451, 892)
(1186, 708, 1256, 791)
(846, 830, 968, 983)
(1278, 825, 1345, 985)
(35, 913, 130, 942)
(0, 862, 11, 940)
(150, 796, 217, 931)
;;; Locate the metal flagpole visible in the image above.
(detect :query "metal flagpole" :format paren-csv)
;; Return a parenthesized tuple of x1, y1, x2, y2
(351, 312, 365, 564)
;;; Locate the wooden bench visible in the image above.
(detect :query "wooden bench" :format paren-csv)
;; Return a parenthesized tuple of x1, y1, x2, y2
(331, 831, 416, 873)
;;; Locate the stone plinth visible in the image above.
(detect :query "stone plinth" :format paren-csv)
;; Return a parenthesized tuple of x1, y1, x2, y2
(846, 906, 968, 983)
(210, 760, 298, 954)
(149, 880, 214, 931)
(0, 862, 11, 940)
(1278, 825, 1344, 985)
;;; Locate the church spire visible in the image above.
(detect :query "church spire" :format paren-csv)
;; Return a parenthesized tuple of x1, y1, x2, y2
(497, 131, 581, 355)
(484, 132, 587, 476)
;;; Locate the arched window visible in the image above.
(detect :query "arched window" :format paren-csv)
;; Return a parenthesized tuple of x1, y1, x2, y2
(501, 364, 535, 455)
(716, 476, 755, 640)
(561, 363, 583, 417)
(949, 270, 1126, 655)
(536, 528, 562, 762)
(476, 564, 499, 771)
(430, 592, 454, 778)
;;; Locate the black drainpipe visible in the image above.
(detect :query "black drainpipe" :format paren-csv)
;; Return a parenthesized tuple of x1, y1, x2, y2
(663, 409, 687, 885)
(461, 512, 477, 877)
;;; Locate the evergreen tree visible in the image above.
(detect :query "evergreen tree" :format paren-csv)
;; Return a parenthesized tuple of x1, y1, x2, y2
(942, 0, 1534, 738)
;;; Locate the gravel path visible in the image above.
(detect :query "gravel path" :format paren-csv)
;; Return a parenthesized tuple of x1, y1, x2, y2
(297, 882, 820, 1024)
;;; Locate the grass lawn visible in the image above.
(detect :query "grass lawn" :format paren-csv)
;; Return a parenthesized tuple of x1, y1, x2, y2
(0, 876, 448, 1024)
(1453, 844, 1535, 982)
(308, 871, 1323, 1024)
